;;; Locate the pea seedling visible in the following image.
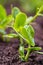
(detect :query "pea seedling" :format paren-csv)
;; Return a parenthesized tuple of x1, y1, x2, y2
(0, 5, 43, 61)
(11, 6, 43, 61)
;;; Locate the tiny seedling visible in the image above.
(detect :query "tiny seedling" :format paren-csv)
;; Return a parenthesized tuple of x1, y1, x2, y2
(0, 5, 43, 61)
(0, 5, 14, 41)
(11, 6, 43, 61)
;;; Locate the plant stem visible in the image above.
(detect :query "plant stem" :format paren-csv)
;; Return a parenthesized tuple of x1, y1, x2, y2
(33, 6, 43, 20)
(19, 37, 25, 61)
(25, 45, 31, 61)
(20, 37, 23, 45)
(28, 6, 43, 24)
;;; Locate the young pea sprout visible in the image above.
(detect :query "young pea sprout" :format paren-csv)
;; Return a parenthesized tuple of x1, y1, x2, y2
(0, 5, 43, 61)
(11, 6, 43, 61)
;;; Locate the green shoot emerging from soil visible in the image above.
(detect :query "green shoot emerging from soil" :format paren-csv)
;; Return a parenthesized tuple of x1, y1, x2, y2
(0, 5, 43, 61)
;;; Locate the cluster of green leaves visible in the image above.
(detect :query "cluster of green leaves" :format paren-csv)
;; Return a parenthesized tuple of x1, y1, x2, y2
(11, 6, 43, 61)
(0, 5, 13, 35)
(0, 5, 43, 61)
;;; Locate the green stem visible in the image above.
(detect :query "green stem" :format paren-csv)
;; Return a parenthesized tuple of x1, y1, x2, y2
(37, 6, 43, 15)
(20, 37, 23, 45)
(28, 6, 43, 24)
(25, 45, 31, 61)
(33, 6, 43, 20)
(19, 37, 25, 61)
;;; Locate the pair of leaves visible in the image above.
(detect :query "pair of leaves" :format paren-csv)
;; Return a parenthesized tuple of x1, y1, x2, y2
(12, 9, 35, 46)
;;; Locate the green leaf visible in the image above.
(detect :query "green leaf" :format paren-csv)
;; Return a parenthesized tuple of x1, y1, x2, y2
(0, 15, 13, 28)
(14, 12, 27, 31)
(12, 7, 20, 19)
(26, 16, 33, 24)
(36, 52, 43, 54)
(19, 25, 35, 46)
(30, 47, 41, 51)
(3, 33, 18, 38)
(26, 25, 35, 37)
(0, 5, 7, 21)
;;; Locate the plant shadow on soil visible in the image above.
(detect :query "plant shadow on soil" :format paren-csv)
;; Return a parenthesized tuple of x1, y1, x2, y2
(0, 18, 43, 65)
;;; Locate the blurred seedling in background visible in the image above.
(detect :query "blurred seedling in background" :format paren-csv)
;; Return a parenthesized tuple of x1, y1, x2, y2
(0, 5, 43, 61)
(0, 5, 14, 41)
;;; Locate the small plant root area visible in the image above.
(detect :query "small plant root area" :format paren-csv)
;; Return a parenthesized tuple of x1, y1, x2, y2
(0, 22, 43, 65)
